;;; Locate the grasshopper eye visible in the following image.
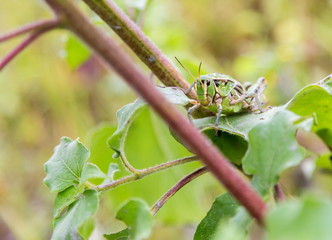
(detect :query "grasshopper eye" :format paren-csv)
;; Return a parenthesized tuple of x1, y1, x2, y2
(201, 80, 210, 86)
(214, 80, 220, 87)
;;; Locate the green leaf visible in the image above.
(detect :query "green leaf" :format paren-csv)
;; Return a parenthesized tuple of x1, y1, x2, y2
(242, 110, 306, 195)
(194, 193, 239, 240)
(104, 229, 130, 240)
(157, 86, 192, 105)
(108, 98, 146, 155)
(88, 124, 117, 172)
(80, 163, 106, 184)
(64, 34, 91, 69)
(211, 221, 246, 240)
(193, 106, 283, 140)
(105, 199, 153, 240)
(316, 128, 332, 150)
(44, 137, 90, 192)
(108, 87, 191, 154)
(266, 195, 332, 240)
(203, 130, 248, 165)
(286, 76, 332, 131)
(182, 106, 283, 166)
(316, 153, 332, 170)
(52, 190, 98, 240)
(78, 218, 95, 240)
(286, 77, 332, 149)
(53, 186, 81, 218)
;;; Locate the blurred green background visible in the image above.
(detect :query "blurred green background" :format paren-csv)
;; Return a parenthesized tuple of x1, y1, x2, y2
(0, 0, 332, 239)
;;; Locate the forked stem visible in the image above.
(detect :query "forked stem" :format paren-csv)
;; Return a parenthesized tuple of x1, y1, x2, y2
(119, 154, 140, 175)
(96, 156, 199, 191)
(0, 19, 60, 43)
(151, 166, 208, 215)
(0, 19, 60, 70)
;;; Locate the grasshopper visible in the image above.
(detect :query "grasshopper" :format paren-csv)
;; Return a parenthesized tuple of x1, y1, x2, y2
(176, 58, 267, 126)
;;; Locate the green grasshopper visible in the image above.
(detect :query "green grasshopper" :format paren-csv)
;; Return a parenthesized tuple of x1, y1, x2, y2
(176, 58, 267, 126)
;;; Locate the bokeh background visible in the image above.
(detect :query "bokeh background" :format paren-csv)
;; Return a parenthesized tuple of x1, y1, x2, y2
(0, 0, 332, 239)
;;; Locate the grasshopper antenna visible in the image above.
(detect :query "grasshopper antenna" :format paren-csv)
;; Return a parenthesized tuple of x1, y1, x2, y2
(198, 62, 202, 82)
(175, 57, 197, 82)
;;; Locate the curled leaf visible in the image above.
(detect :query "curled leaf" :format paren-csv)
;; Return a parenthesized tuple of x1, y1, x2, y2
(108, 87, 191, 155)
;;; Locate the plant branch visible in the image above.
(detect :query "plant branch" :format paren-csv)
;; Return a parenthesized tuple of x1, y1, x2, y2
(80, 0, 194, 97)
(0, 19, 60, 70)
(151, 166, 208, 215)
(0, 19, 60, 43)
(96, 156, 199, 191)
(0, 26, 56, 70)
(44, 0, 267, 224)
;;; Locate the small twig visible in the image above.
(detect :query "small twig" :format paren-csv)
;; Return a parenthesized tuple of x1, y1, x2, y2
(0, 19, 60, 43)
(0, 21, 59, 71)
(151, 166, 208, 215)
(273, 183, 285, 202)
(96, 156, 199, 191)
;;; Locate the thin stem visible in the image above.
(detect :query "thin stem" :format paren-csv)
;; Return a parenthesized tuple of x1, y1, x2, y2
(0, 22, 59, 71)
(96, 156, 199, 191)
(119, 154, 140, 174)
(151, 166, 208, 215)
(0, 19, 60, 43)
(44, 0, 267, 224)
(81, 0, 192, 94)
(138, 156, 198, 175)
(1, 30, 44, 70)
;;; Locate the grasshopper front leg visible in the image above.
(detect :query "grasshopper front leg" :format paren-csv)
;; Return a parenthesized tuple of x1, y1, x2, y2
(187, 101, 201, 122)
(185, 81, 197, 95)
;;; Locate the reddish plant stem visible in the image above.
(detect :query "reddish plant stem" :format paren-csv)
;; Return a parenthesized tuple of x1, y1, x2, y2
(0, 19, 59, 43)
(151, 166, 208, 215)
(44, 0, 267, 224)
(0, 21, 59, 71)
(0, 30, 45, 70)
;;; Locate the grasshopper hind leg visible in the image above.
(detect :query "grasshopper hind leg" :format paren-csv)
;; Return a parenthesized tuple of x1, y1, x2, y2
(251, 77, 267, 113)
(232, 77, 267, 113)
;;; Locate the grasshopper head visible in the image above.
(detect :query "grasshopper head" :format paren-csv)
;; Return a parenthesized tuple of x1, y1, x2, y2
(195, 74, 218, 104)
